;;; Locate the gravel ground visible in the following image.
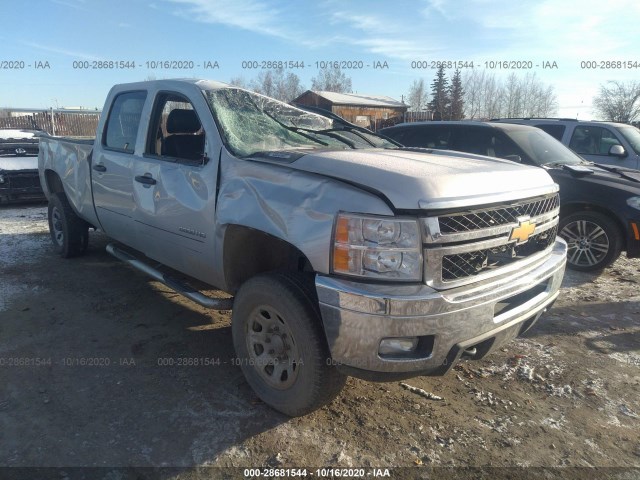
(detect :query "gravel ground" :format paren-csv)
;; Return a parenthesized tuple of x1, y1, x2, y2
(0, 202, 638, 476)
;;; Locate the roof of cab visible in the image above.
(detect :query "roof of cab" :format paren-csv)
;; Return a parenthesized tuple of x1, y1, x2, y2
(112, 78, 232, 92)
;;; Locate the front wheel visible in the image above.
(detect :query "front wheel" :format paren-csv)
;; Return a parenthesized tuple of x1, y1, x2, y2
(47, 192, 88, 258)
(559, 211, 622, 271)
(231, 272, 346, 416)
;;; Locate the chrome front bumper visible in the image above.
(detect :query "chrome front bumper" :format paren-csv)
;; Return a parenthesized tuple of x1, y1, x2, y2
(316, 239, 567, 380)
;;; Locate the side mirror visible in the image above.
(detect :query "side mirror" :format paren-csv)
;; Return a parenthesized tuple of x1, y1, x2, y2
(609, 144, 627, 157)
(503, 154, 522, 163)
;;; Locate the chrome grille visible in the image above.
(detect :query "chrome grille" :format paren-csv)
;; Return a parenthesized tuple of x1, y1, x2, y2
(439, 194, 559, 234)
(441, 225, 558, 282)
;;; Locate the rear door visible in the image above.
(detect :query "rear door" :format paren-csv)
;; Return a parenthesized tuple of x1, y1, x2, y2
(92, 90, 147, 247)
(132, 88, 221, 284)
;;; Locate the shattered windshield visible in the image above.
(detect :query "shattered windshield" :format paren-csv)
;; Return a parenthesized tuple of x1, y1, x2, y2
(204, 88, 392, 157)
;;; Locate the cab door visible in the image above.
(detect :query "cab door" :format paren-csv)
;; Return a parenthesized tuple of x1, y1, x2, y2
(92, 90, 147, 247)
(132, 89, 220, 284)
(568, 125, 632, 168)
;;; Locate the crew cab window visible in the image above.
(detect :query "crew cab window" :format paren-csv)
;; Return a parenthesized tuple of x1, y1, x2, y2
(147, 92, 205, 162)
(534, 123, 565, 141)
(569, 126, 621, 155)
(103, 91, 147, 153)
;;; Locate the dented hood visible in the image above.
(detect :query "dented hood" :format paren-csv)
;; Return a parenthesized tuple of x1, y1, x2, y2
(285, 149, 557, 210)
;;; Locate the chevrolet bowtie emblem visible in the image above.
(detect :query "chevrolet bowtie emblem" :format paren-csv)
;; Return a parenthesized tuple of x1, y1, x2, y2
(510, 218, 536, 244)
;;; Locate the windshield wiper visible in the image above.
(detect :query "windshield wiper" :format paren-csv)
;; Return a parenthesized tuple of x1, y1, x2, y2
(292, 126, 359, 148)
(591, 163, 640, 182)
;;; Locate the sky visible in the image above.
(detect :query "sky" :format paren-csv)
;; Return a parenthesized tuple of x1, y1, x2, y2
(1, 0, 639, 118)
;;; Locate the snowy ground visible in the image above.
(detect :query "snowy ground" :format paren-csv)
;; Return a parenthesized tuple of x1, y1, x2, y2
(0, 203, 638, 473)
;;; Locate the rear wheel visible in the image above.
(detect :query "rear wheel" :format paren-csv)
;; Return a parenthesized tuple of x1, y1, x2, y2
(231, 272, 346, 416)
(559, 211, 622, 271)
(48, 192, 88, 258)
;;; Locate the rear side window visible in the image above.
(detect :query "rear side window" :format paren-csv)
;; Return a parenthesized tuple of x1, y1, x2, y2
(451, 127, 495, 156)
(534, 124, 565, 141)
(103, 91, 147, 153)
(387, 126, 451, 149)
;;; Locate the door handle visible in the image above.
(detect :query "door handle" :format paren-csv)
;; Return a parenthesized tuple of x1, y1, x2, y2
(135, 175, 157, 185)
(92, 164, 107, 172)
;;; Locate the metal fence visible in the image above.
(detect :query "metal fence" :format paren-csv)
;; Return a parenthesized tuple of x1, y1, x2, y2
(0, 109, 101, 137)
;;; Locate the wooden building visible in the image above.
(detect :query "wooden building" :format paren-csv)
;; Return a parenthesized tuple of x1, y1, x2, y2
(293, 90, 408, 130)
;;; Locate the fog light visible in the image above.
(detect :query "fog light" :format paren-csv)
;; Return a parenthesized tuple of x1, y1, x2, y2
(379, 337, 418, 355)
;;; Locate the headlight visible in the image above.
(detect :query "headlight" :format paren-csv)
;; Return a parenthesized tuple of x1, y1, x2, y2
(332, 213, 422, 281)
(627, 196, 640, 210)
(0, 174, 4, 184)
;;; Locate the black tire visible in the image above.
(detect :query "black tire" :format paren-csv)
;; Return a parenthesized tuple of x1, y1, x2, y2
(231, 272, 346, 416)
(559, 211, 622, 271)
(47, 192, 89, 258)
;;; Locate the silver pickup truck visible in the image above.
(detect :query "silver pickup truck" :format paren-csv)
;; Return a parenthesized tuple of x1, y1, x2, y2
(39, 79, 567, 416)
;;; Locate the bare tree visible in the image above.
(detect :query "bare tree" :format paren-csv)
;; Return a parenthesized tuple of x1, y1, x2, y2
(249, 68, 304, 102)
(463, 71, 557, 119)
(463, 70, 503, 119)
(229, 76, 248, 88)
(480, 73, 503, 119)
(277, 72, 304, 103)
(461, 69, 486, 119)
(593, 81, 640, 123)
(406, 79, 429, 111)
(517, 73, 558, 118)
(250, 70, 276, 98)
(311, 67, 352, 93)
(503, 72, 522, 118)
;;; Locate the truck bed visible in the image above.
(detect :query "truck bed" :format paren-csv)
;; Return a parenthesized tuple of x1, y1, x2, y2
(38, 135, 98, 227)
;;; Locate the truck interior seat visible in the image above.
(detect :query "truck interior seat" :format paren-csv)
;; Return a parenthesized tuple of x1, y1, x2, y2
(163, 109, 205, 160)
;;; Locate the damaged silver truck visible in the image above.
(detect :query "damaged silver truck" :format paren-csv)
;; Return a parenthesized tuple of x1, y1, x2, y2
(39, 79, 567, 416)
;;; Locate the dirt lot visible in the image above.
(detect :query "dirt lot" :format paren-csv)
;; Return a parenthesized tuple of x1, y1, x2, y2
(0, 202, 639, 474)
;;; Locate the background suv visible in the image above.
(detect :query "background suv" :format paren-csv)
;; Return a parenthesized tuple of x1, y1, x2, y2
(490, 118, 640, 170)
(380, 121, 640, 271)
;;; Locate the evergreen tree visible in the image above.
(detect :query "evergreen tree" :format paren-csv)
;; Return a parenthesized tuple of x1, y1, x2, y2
(428, 66, 450, 120)
(448, 69, 465, 120)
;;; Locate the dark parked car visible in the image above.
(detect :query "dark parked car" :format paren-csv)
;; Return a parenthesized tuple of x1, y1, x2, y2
(0, 128, 45, 202)
(490, 118, 640, 170)
(380, 121, 640, 271)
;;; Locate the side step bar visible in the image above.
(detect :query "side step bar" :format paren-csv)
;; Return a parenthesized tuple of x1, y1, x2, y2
(106, 243, 234, 310)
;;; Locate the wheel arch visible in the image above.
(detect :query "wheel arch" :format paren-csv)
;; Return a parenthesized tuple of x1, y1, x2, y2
(44, 168, 65, 196)
(222, 224, 314, 295)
